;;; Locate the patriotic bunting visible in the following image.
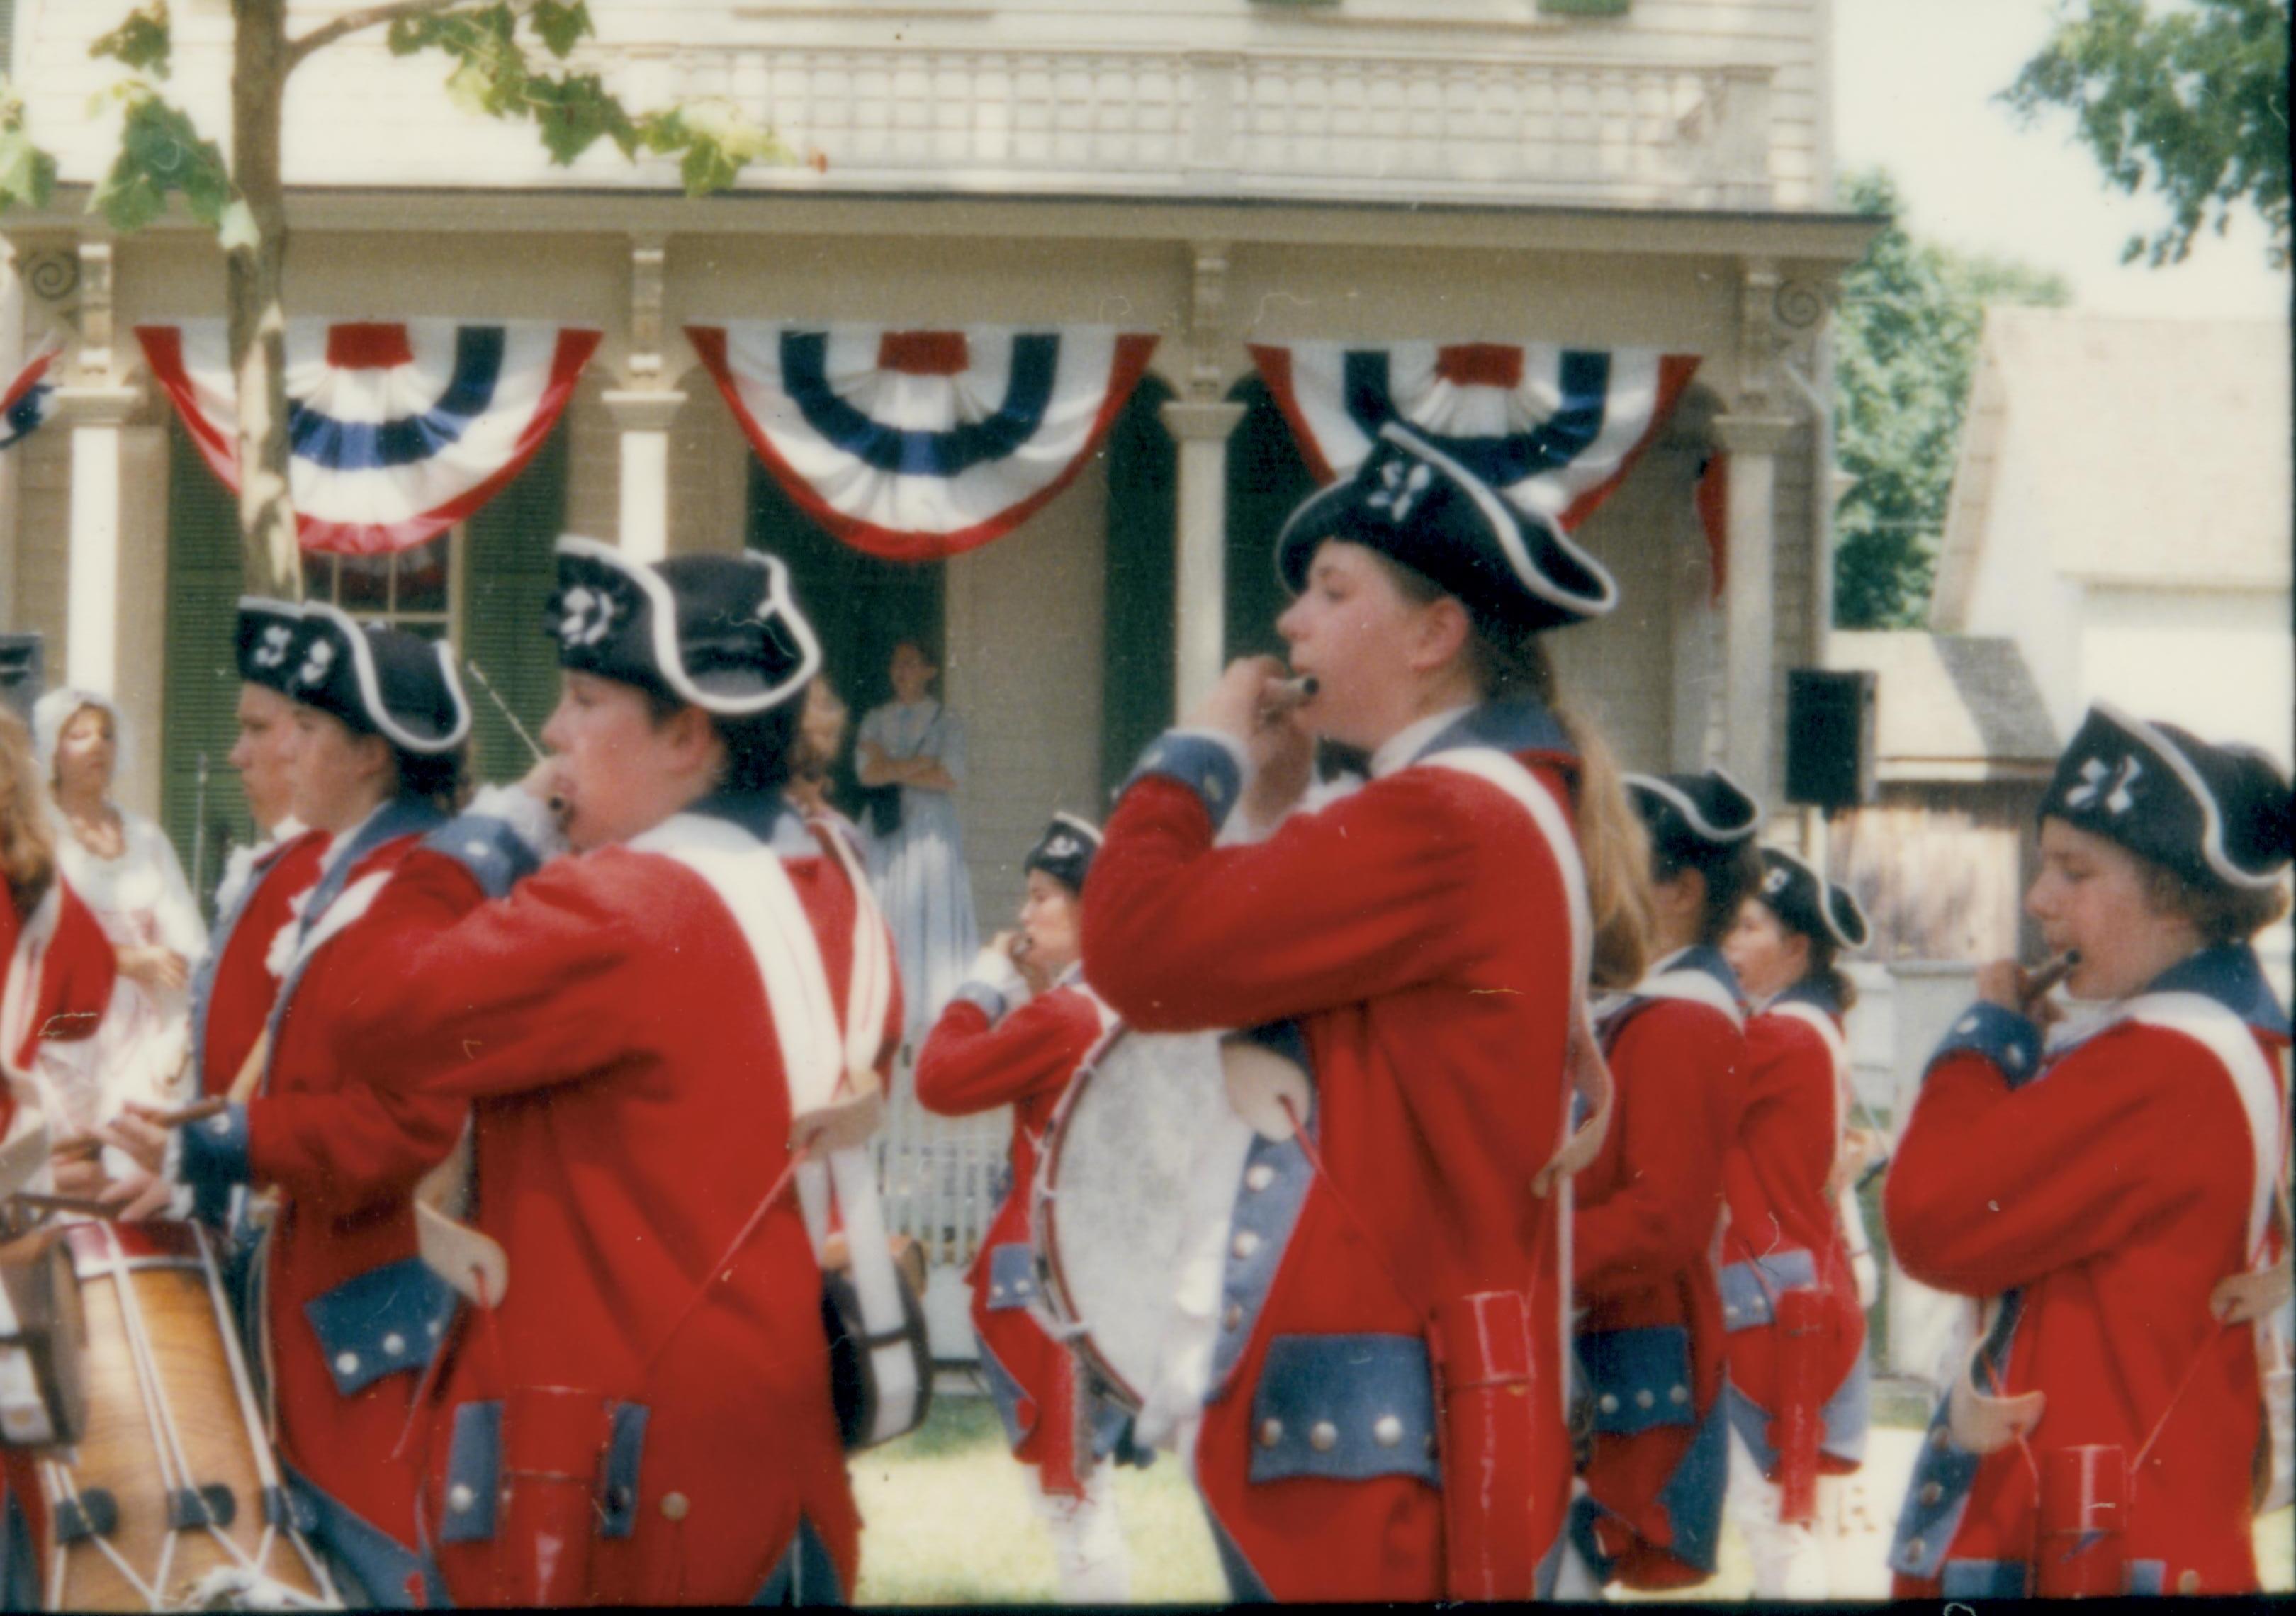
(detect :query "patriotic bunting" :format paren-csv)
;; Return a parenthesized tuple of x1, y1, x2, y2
(689, 323, 1159, 562)
(137, 320, 600, 555)
(0, 337, 63, 454)
(1247, 341, 1701, 534)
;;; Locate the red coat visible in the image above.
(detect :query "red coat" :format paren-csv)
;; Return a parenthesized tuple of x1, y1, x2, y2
(0, 873, 116, 1604)
(1884, 944, 2286, 1599)
(1081, 709, 1580, 1602)
(192, 829, 327, 1096)
(914, 976, 1109, 1494)
(1717, 983, 1867, 1480)
(332, 800, 900, 1607)
(178, 798, 474, 1598)
(1571, 947, 1740, 1588)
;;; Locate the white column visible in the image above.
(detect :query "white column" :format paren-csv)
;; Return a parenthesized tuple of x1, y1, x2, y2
(602, 388, 685, 563)
(1711, 413, 1796, 805)
(55, 383, 144, 694)
(1159, 398, 1244, 716)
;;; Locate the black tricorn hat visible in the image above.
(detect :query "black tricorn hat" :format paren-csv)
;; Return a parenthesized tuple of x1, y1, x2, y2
(1275, 422, 1617, 633)
(1627, 768, 1762, 870)
(547, 537, 820, 716)
(1023, 812, 1102, 895)
(1755, 846, 1869, 952)
(235, 597, 304, 695)
(283, 602, 470, 756)
(2042, 703, 2292, 893)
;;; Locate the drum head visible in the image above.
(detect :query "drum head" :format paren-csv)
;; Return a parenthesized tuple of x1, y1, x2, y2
(1037, 1028, 1255, 1411)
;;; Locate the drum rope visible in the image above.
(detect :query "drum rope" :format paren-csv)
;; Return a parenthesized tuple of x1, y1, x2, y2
(1275, 1096, 1432, 1324)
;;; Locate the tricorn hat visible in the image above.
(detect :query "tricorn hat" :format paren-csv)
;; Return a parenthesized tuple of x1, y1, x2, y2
(1023, 812, 1102, 895)
(283, 602, 470, 756)
(1275, 422, 1617, 632)
(547, 536, 820, 716)
(1627, 768, 1762, 871)
(235, 597, 305, 696)
(2042, 703, 2292, 893)
(1755, 846, 1869, 952)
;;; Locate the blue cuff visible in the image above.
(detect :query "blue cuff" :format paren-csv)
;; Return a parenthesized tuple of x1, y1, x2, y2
(423, 811, 544, 901)
(1928, 1001, 2044, 1089)
(1122, 731, 1246, 837)
(179, 1103, 250, 1194)
(953, 980, 1008, 1026)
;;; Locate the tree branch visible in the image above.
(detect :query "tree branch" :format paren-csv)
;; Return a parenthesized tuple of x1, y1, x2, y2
(286, 0, 463, 71)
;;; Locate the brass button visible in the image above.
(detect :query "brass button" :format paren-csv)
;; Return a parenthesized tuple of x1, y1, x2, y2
(1597, 1393, 1620, 1414)
(1669, 1384, 1690, 1405)
(382, 1333, 407, 1357)
(1232, 1230, 1261, 1260)
(1906, 1537, 1925, 1560)
(1244, 1164, 1276, 1193)
(1223, 1303, 1243, 1330)
(446, 1483, 475, 1513)
(660, 1491, 690, 1522)
(1309, 1421, 1338, 1453)
(1920, 1483, 1942, 1505)
(2177, 1571, 2200, 1595)
(1372, 1415, 1403, 1448)
(1635, 1389, 1656, 1410)
(1257, 1418, 1283, 1449)
(334, 1352, 361, 1377)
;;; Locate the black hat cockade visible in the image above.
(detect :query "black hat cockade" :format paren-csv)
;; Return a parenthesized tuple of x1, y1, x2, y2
(1023, 812, 1102, 896)
(235, 597, 305, 696)
(284, 602, 470, 756)
(548, 536, 820, 716)
(1755, 846, 1869, 952)
(1627, 768, 1762, 871)
(1274, 422, 1618, 633)
(2042, 702, 2292, 894)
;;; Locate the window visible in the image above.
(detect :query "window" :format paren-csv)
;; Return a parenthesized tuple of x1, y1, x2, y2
(302, 532, 462, 644)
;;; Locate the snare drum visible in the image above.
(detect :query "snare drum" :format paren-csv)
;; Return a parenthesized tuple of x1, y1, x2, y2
(35, 1221, 333, 1611)
(1034, 1026, 1309, 1418)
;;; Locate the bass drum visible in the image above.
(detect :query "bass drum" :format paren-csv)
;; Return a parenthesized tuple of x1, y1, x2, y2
(37, 1221, 334, 1611)
(1033, 1026, 1310, 1416)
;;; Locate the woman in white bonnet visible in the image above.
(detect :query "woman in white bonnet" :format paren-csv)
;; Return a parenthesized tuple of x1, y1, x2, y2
(32, 686, 206, 1152)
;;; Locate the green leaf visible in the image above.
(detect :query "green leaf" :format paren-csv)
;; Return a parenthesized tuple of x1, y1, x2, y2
(91, 3, 173, 80)
(529, 1, 595, 59)
(87, 86, 232, 235)
(0, 130, 55, 212)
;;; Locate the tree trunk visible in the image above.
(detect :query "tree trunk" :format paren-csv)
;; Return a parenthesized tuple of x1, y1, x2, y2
(230, 0, 300, 599)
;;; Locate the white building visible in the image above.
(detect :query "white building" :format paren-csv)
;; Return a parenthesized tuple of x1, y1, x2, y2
(1, 0, 1875, 1270)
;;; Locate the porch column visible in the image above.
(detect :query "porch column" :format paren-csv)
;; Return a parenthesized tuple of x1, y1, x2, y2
(55, 381, 145, 694)
(1709, 413, 1797, 804)
(1159, 398, 1244, 716)
(602, 388, 685, 562)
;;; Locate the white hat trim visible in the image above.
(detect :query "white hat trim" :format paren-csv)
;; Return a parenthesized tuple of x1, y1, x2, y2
(554, 534, 822, 716)
(1759, 842, 1868, 950)
(1624, 767, 1760, 844)
(1047, 810, 1103, 848)
(2083, 700, 2283, 892)
(1376, 422, 1619, 619)
(298, 600, 471, 756)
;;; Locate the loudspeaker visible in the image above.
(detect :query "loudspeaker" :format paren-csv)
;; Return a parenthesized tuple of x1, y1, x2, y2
(0, 636, 42, 729)
(1784, 668, 1876, 811)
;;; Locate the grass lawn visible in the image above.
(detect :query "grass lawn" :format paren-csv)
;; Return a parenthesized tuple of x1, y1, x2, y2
(852, 1388, 2295, 1604)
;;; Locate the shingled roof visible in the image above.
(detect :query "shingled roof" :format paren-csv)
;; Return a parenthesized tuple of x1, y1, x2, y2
(1828, 629, 2059, 780)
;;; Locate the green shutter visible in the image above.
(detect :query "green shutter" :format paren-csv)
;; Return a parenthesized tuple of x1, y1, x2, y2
(1101, 378, 1177, 801)
(461, 420, 570, 786)
(1222, 376, 1317, 663)
(1538, 0, 1629, 15)
(159, 424, 252, 913)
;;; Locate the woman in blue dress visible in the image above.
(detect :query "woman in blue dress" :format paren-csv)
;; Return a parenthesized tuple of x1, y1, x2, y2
(857, 639, 979, 1042)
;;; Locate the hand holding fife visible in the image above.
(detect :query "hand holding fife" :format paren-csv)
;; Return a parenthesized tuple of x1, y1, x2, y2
(1975, 952, 2077, 1029)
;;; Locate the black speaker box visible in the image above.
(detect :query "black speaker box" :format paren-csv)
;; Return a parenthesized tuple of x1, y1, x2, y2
(1785, 668, 1876, 810)
(0, 636, 42, 729)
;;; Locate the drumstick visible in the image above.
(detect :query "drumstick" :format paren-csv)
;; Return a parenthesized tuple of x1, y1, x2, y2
(10, 1191, 114, 1219)
(143, 1096, 231, 1130)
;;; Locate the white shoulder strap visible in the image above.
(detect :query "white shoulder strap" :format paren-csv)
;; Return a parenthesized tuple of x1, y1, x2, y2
(1770, 999, 1854, 1143)
(1638, 966, 1746, 1030)
(1418, 748, 1589, 992)
(2120, 990, 2285, 1259)
(631, 812, 920, 1447)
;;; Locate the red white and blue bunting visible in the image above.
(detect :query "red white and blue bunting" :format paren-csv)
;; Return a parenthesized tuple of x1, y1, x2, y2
(0, 337, 63, 454)
(1247, 341, 1701, 533)
(689, 323, 1159, 562)
(137, 320, 600, 555)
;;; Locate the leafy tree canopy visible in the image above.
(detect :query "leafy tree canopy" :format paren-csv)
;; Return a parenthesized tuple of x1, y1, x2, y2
(1832, 169, 2071, 629)
(2003, 0, 2290, 267)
